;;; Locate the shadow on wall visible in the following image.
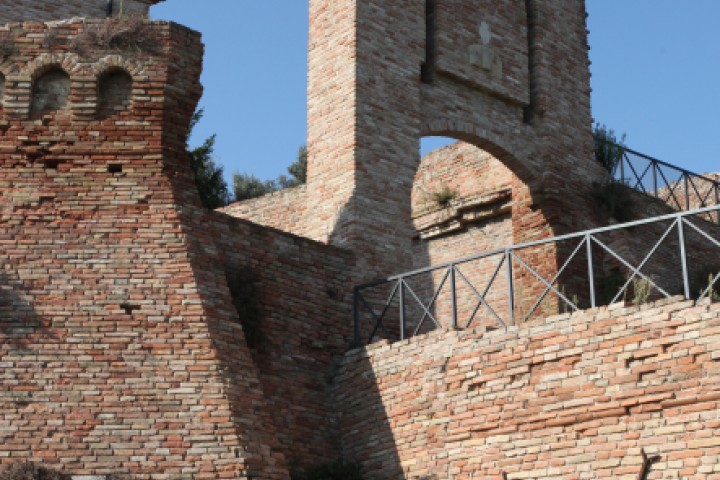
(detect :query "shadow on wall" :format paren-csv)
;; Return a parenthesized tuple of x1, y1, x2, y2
(331, 136, 527, 477)
(0, 272, 58, 353)
(333, 352, 405, 480)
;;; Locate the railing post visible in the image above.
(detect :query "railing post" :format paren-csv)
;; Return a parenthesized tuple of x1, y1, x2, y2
(677, 217, 691, 299)
(684, 174, 690, 210)
(450, 265, 457, 330)
(399, 279, 405, 341)
(506, 250, 515, 326)
(715, 185, 720, 225)
(620, 153, 626, 184)
(652, 162, 658, 197)
(353, 287, 361, 347)
(586, 235, 596, 308)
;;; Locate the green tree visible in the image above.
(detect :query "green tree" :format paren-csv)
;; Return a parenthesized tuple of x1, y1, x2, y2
(233, 174, 277, 201)
(287, 145, 307, 184)
(232, 145, 308, 201)
(593, 123, 627, 175)
(187, 110, 230, 209)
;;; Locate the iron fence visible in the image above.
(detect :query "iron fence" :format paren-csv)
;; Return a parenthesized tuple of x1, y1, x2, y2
(354, 205, 720, 346)
(615, 145, 720, 216)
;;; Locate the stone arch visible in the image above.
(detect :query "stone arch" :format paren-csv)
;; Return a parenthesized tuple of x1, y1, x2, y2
(96, 67, 133, 119)
(30, 66, 70, 120)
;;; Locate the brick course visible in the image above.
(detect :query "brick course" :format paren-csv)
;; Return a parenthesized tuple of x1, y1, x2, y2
(336, 297, 720, 479)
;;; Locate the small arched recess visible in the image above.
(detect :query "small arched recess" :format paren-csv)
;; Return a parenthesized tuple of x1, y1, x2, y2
(0, 72, 5, 111)
(97, 68, 133, 119)
(30, 67, 70, 120)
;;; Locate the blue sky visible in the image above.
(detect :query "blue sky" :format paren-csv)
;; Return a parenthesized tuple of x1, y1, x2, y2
(152, 1, 720, 185)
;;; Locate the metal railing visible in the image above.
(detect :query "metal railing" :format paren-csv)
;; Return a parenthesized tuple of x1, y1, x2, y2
(354, 205, 720, 346)
(614, 145, 720, 216)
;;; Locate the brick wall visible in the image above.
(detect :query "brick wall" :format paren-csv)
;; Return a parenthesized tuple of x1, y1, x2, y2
(0, 0, 161, 25)
(209, 211, 355, 471)
(0, 20, 289, 479)
(336, 297, 720, 479)
(219, 185, 309, 236)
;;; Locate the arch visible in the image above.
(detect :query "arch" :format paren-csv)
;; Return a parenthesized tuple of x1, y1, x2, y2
(420, 119, 539, 184)
(97, 67, 133, 119)
(30, 66, 70, 120)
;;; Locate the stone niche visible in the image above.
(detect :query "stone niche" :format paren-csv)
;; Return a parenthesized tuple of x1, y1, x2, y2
(97, 68, 132, 119)
(30, 68, 70, 119)
(434, 0, 530, 105)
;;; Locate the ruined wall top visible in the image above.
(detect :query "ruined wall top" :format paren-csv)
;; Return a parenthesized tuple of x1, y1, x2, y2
(0, 0, 164, 25)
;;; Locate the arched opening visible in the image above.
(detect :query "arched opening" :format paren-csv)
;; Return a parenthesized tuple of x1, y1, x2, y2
(30, 67, 70, 120)
(354, 134, 572, 344)
(404, 136, 518, 337)
(97, 68, 132, 119)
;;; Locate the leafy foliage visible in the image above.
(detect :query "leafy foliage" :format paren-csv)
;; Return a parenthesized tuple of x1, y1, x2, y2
(232, 145, 308, 201)
(233, 174, 278, 201)
(188, 110, 230, 209)
(593, 123, 627, 175)
(430, 185, 458, 208)
(287, 145, 308, 184)
(290, 460, 365, 480)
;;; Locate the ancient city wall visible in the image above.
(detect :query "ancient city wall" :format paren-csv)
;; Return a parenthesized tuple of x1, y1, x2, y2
(219, 185, 309, 237)
(0, 0, 160, 25)
(210, 210, 355, 470)
(0, 20, 291, 479)
(336, 297, 720, 480)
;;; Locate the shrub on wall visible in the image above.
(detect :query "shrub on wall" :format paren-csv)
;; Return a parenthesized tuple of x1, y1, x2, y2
(593, 123, 626, 175)
(72, 14, 159, 56)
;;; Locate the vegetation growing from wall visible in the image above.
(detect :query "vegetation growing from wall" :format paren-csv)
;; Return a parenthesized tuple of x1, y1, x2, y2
(591, 180, 635, 223)
(73, 13, 159, 56)
(692, 264, 720, 301)
(593, 123, 626, 175)
(430, 184, 458, 208)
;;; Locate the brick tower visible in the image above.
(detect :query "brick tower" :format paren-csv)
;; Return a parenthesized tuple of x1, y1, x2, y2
(0, 5, 292, 479)
(305, 0, 607, 281)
